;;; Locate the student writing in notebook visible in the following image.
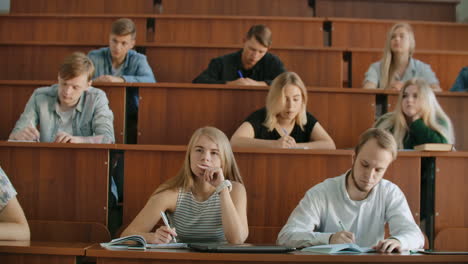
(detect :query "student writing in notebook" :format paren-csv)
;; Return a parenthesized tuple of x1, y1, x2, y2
(0, 166, 30, 240)
(121, 127, 248, 244)
(277, 128, 424, 253)
(230, 72, 335, 149)
(9, 52, 115, 143)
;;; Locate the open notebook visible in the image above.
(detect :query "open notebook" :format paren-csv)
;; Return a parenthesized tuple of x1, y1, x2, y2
(189, 243, 296, 253)
(301, 243, 375, 254)
(100, 235, 188, 250)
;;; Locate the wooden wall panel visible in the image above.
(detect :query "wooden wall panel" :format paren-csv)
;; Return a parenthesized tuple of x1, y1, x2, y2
(0, 15, 146, 44)
(435, 156, 468, 235)
(435, 228, 468, 250)
(154, 16, 324, 47)
(0, 81, 126, 144)
(0, 44, 98, 80)
(146, 46, 343, 87)
(315, 0, 458, 22)
(0, 144, 109, 225)
(161, 0, 313, 16)
(351, 50, 468, 91)
(331, 19, 468, 51)
(10, 0, 156, 14)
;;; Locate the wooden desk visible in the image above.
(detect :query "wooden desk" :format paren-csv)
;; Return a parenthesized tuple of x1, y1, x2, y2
(314, 0, 459, 22)
(0, 14, 147, 44)
(351, 49, 468, 91)
(432, 152, 468, 236)
(136, 84, 374, 148)
(0, 14, 325, 47)
(160, 0, 313, 16)
(0, 241, 89, 264)
(120, 145, 421, 243)
(86, 244, 468, 264)
(0, 142, 111, 225)
(10, 0, 157, 14)
(387, 91, 468, 151)
(330, 18, 468, 51)
(0, 80, 126, 144)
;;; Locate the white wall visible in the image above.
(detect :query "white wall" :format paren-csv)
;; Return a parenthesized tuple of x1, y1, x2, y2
(457, 0, 468, 22)
(0, 0, 9, 13)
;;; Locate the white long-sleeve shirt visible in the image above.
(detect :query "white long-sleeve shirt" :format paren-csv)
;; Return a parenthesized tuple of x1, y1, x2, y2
(277, 172, 424, 250)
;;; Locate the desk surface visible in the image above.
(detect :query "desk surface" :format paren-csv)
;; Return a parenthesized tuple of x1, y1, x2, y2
(86, 244, 468, 263)
(0, 240, 90, 255)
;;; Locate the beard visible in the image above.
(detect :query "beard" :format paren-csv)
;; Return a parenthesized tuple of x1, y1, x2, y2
(350, 169, 369, 193)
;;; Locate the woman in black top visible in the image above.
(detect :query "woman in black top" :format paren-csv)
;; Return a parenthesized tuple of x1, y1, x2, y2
(231, 72, 336, 149)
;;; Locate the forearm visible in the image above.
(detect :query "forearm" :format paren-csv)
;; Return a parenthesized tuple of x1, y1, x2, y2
(0, 222, 30, 241)
(219, 190, 248, 244)
(277, 226, 332, 248)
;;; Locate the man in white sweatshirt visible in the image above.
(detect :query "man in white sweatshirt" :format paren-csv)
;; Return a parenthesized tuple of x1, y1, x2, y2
(277, 128, 424, 253)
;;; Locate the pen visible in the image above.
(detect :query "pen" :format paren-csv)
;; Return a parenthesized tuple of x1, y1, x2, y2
(281, 127, 288, 137)
(338, 220, 346, 231)
(237, 70, 244, 78)
(160, 211, 177, 243)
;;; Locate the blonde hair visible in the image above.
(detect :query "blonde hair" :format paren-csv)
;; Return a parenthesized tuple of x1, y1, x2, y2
(264, 72, 308, 131)
(379, 22, 416, 89)
(154, 127, 243, 195)
(375, 78, 454, 148)
(354, 128, 397, 161)
(59, 52, 95, 82)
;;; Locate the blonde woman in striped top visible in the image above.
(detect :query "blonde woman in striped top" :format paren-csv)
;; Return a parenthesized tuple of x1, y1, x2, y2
(121, 127, 248, 244)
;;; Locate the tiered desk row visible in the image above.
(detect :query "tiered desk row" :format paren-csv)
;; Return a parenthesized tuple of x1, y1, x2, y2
(1, 14, 468, 89)
(0, 142, 467, 256)
(2, 81, 468, 150)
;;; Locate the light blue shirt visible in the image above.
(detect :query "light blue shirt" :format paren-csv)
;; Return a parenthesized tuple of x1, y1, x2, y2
(0, 166, 17, 211)
(88, 47, 156, 83)
(11, 84, 115, 143)
(364, 58, 439, 88)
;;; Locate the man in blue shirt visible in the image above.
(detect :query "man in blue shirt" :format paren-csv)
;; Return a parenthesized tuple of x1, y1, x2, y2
(88, 18, 155, 143)
(9, 52, 115, 143)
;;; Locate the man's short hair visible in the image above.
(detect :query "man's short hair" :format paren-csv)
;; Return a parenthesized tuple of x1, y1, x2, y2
(246, 24, 272, 47)
(58, 52, 95, 82)
(111, 18, 136, 39)
(354, 128, 398, 161)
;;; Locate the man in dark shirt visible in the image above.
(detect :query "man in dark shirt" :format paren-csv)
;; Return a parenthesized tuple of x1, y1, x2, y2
(193, 24, 286, 86)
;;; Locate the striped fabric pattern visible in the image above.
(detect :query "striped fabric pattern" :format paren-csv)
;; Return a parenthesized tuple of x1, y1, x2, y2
(168, 190, 226, 243)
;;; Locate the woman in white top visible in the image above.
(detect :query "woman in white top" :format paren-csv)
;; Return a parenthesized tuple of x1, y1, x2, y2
(121, 127, 248, 244)
(363, 22, 441, 91)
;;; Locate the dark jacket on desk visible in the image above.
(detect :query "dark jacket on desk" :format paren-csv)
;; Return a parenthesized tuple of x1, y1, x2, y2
(192, 49, 286, 85)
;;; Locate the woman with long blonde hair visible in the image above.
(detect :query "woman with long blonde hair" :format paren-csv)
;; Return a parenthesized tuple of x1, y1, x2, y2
(375, 78, 454, 149)
(231, 71, 335, 149)
(363, 23, 441, 91)
(122, 127, 248, 244)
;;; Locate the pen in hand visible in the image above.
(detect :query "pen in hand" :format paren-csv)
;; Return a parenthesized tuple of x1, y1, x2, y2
(338, 220, 346, 232)
(237, 70, 244, 78)
(160, 211, 177, 243)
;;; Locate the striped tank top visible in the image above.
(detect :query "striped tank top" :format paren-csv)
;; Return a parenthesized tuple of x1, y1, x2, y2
(168, 189, 226, 243)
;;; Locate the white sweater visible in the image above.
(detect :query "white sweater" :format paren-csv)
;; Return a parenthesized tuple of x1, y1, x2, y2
(277, 172, 424, 250)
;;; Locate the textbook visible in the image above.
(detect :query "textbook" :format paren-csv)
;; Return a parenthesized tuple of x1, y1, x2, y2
(100, 235, 188, 250)
(301, 243, 375, 254)
(414, 143, 453, 151)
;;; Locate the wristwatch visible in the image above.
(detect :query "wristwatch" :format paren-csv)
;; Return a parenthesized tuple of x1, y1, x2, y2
(216, 180, 232, 194)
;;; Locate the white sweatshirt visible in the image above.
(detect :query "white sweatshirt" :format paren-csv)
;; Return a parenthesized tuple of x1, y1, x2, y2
(277, 172, 424, 250)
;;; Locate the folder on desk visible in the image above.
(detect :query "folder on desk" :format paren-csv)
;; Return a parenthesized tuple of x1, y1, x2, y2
(189, 243, 295, 253)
